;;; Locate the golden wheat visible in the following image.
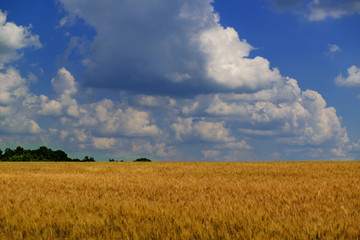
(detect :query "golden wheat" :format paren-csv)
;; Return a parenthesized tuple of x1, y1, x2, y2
(0, 161, 359, 239)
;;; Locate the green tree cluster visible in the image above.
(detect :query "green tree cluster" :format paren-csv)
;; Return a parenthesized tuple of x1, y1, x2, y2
(0, 146, 95, 162)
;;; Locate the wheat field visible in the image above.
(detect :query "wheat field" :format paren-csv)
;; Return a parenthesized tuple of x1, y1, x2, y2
(0, 161, 359, 239)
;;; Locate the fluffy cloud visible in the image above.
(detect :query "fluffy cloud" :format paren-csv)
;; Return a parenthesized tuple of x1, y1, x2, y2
(51, 67, 77, 97)
(42, 95, 161, 140)
(171, 118, 237, 143)
(38, 68, 79, 117)
(280, 89, 349, 147)
(0, 10, 41, 68)
(38, 97, 63, 116)
(193, 121, 235, 142)
(0, 68, 40, 134)
(0, 64, 166, 158)
(95, 105, 162, 137)
(170, 117, 252, 158)
(335, 65, 360, 88)
(92, 137, 116, 150)
(183, 77, 349, 154)
(58, 0, 283, 93)
(0, 11, 42, 135)
(198, 26, 281, 90)
(171, 117, 193, 141)
(0, 67, 27, 105)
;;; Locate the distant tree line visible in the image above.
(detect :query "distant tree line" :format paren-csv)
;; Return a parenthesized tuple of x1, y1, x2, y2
(133, 158, 152, 162)
(109, 158, 152, 162)
(0, 146, 95, 162)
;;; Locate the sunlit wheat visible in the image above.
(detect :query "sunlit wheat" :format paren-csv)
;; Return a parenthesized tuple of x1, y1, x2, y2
(0, 161, 359, 239)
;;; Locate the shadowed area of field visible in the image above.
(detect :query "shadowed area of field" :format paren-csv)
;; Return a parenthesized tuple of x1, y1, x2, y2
(0, 161, 359, 239)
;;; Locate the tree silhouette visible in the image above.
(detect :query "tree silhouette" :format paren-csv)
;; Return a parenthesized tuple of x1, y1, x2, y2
(133, 158, 152, 162)
(0, 146, 96, 162)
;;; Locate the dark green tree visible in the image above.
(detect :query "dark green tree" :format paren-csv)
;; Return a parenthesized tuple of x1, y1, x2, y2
(0, 146, 96, 162)
(4, 148, 15, 159)
(133, 158, 152, 162)
(15, 146, 24, 155)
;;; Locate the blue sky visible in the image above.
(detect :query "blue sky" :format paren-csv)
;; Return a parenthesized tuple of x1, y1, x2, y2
(0, 0, 359, 161)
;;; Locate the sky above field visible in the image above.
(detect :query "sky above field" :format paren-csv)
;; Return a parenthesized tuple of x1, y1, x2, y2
(0, 0, 360, 161)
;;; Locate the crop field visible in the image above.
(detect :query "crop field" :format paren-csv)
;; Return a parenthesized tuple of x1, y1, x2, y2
(0, 161, 359, 239)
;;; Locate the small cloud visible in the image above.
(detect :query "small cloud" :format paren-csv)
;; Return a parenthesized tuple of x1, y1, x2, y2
(51, 67, 77, 96)
(335, 65, 360, 88)
(59, 17, 68, 27)
(57, 14, 77, 28)
(329, 44, 340, 53)
(326, 44, 341, 58)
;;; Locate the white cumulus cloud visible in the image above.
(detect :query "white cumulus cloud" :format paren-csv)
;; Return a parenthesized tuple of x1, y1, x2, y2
(189, 77, 349, 153)
(39, 68, 79, 117)
(198, 25, 281, 90)
(0, 10, 41, 68)
(0, 67, 41, 134)
(335, 65, 360, 88)
(51, 67, 77, 97)
(73, 99, 162, 138)
(193, 120, 235, 142)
